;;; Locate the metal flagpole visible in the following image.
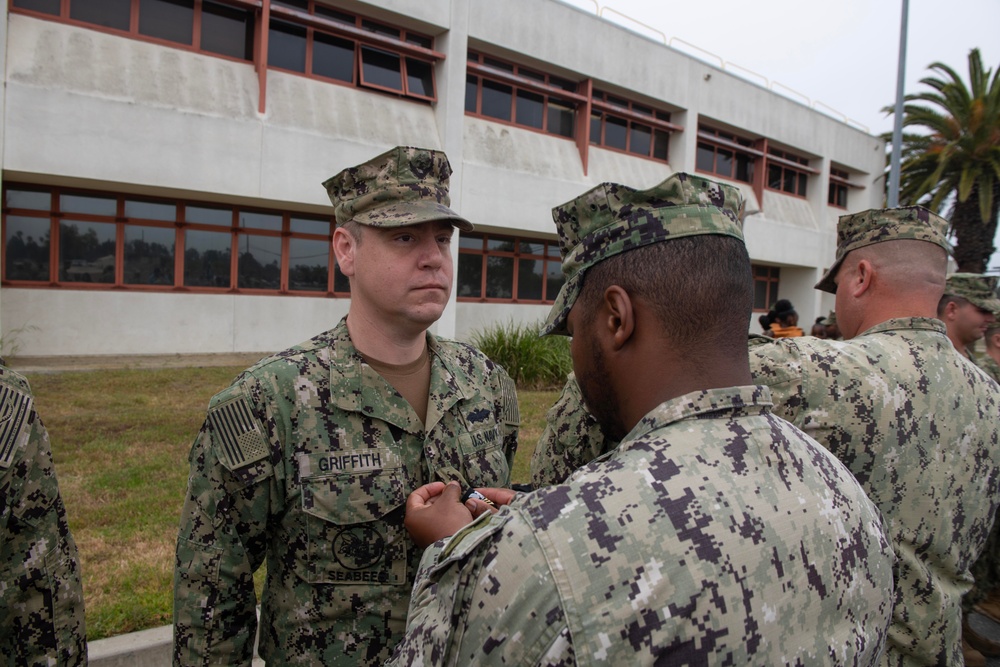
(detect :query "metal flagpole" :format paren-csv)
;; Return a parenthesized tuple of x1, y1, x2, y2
(887, 0, 909, 207)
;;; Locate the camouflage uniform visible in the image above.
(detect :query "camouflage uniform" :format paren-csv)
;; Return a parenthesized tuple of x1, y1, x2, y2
(941, 273, 1000, 363)
(393, 173, 895, 664)
(975, 353, 1000, 384)
(391, 386, 894, 666)
(751, 207, 1000, 667)
(173, 147, 519, 666)
(0, 365, 86, 665)
(529, 371, 614, 487)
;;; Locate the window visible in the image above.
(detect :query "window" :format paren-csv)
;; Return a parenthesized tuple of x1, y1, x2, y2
(696, 126, 760, 184)
(13, 0, 256, 61)
(752, 264, 780, 311)
(266, 4, 438, 102)
(2, 184, 348, 296)
(829, 167, 850, 208)
(465, 52, 580, 139)
(457, 233, 563, 303)
(766, 147, 811, 198)
(590, 91, 677, 162)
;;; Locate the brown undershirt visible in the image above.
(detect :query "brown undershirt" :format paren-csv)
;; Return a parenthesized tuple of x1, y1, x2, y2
(360, 347, 432, 425)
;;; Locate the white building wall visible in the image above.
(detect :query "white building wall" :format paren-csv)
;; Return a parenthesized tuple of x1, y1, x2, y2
(1, 0, 886, 358)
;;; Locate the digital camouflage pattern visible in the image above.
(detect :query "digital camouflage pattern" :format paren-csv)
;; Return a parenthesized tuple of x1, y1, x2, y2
(323, 146, 474, 231)
(976, 353, 1000, 384)
(0, 365, 86, 665)
(541, 172, 745, 335)
(814, 206, 950, 293)
(173, 318, 518, 666)
(943, 273, 1000, 313)
(749, 318, 1000, 666)
(390, 386, 894, 666)
(529, 372, 616, 487)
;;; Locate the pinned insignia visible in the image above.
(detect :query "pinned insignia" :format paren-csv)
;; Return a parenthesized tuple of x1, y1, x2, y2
(0, 383, 31, 470)
(208, 395, 269, 470)
(499, 374, 520, 427)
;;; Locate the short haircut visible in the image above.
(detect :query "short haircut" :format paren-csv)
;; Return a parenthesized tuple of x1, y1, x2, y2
(937, 294, 968, 318)
(340, 220, 364, 244)
(576, 235, 752, 354)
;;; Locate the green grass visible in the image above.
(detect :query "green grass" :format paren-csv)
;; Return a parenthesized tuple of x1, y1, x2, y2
(26, 366, 557, 640)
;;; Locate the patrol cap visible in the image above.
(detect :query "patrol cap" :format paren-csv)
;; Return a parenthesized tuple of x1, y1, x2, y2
(821, 310, 838, 327)
(815, 206, 951, 293)
(944, 273, 1000, 313)
(323, 146, 473, 231)
(541, 172, 745, 336)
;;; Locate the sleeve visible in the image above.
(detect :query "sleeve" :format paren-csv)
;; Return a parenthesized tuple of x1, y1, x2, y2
(0, 375, 86, 666)
(388, 508, 573, 666)
(172, 375, 280, 667)
(747, 338, 807, 427)
(530, 373, 616, 488)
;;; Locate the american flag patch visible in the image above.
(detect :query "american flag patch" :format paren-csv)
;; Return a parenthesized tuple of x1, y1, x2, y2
(499, 374, 519, 427)
(0, 383, 32, 470)
(208, 395, 269, 470)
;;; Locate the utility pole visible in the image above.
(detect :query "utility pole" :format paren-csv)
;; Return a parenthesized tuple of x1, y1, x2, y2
(887, 0, 909, 207)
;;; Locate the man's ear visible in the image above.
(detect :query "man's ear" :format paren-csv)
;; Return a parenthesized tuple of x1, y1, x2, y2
(851, 259, 875, 298)
(332, 227, 356, 278)
(602, 285, 635, 351)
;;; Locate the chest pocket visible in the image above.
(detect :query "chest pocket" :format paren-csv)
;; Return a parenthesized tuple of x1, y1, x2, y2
(455, 420, 510, 488)
(297, 452, 408, 587)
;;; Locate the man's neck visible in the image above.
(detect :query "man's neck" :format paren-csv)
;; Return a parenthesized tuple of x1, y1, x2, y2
(345, 311, 429, 365)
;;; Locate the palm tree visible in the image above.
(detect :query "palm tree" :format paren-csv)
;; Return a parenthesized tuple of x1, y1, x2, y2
(887, 48, 1000, 272)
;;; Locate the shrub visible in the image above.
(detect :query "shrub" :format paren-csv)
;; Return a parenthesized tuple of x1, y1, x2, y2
(470, 319, 572, 390)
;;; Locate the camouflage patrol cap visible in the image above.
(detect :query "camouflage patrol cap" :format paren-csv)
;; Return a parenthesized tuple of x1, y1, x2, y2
(944, 273, 1000, 313)
(322, 146, 473, 231)
(541, 172, 745, 336)
(815, 206, 950, 293)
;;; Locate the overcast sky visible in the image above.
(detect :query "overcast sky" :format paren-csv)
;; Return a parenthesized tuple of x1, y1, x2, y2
(561, 0, 1000, 269)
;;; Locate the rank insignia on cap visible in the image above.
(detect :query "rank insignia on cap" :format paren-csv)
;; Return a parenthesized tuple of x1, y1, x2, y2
(0, 383, 31, 470)
(208, 395, 269, 470)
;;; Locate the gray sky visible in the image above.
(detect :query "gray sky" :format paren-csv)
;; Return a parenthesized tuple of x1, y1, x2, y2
(562, 0, 1000, 268)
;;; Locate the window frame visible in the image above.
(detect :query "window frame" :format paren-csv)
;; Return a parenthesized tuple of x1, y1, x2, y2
(765, 147, 817, 199)
(695, 126, 762, 184)
(2, 183, 348, 297)
(589, 90, 680, 162)
(752, 264, 781, 312)
(457, 232, 563, 304)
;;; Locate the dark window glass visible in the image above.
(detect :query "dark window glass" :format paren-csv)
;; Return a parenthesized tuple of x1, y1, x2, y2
(61, 193, 117, 216)
(406, 58, 434, 98)
(4, 216, 51, 281)
(315, 6, 353, 24)
(517, 258, 543, 300)
(138, 0, 194, 44)
(268, 20, 307, 72)
(288, 237, 329, 291)
(272, 0, 307, 9)
(481, 79, 512, 121)
(240, 211, 282, 231)
(550, 76, 576, 92)
(465, 74, 479, 113)
(797, 173, 807, 197)
(361, 19, 398, 38)
(237, 235, 280, 289)
(485, 256, 513, 299)
(360, 46, 403, 91)
(185, 205, 231, 226)
(783, 170, 796, 194)
(630, 123, 651, 156)
(696, 143, 715, 172)
(516, 90, 544, 129)
(754, 278, 768, 310)
(60, 220, 116, 284)
(519, 241, 544, 254)
(548, 99, 574, 138)
(184, 229, 231, 287)
(768, 164, 783, 190)
(716, 149, 733, 177)
(457, 254, 483, 298)
(590, 113, 602, 144)
(405, 34, 432, 49)
(829, 182, 847, 208)
(604, 116, 627, 150)
(124, 226, 175, 285)
(313, 33, 354, 82)
(652, 130, 669, 160)
(520, 69, 544, 83)
(487, 238, 516, 252)
(12, 0, 60, 14)
(459, 236, 483, 251)
(125, 199, 176, 221)
(545, 261, 564, 301)
(70, 0, 131, 30)
(201, 1, 253, 60)
(484, 57, 513, 72)
(290, 217, 330, 235)
(5, 189, 50, 210)
(735, 153, 753, 182)
(333, 258, 350, 292)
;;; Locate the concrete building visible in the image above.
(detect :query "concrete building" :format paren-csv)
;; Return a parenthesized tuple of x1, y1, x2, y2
(0, 0, 884, 359)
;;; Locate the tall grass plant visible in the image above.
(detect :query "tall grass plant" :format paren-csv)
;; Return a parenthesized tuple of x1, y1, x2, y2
(470, 319, 572, 390)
